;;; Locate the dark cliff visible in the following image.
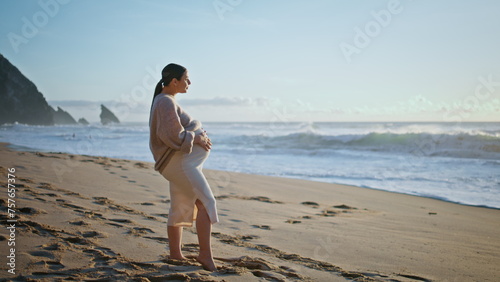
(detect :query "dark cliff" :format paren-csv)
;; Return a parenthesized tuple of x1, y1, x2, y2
(0, 54, 54, 125)
(78, 118, 89, 125)
(100, 104, 120, 125)
(51, 106, 78, 124)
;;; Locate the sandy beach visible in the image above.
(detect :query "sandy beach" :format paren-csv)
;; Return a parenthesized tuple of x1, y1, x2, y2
(0, 142, 499, 281)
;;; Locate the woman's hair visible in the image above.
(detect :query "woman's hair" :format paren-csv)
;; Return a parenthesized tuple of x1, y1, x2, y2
(151, 63, 187, 109)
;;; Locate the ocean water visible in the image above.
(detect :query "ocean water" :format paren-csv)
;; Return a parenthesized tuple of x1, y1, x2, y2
(1, 121, 499, 209)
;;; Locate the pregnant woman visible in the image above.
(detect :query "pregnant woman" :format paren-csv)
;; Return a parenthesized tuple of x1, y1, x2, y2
(149, 63, 219, 271)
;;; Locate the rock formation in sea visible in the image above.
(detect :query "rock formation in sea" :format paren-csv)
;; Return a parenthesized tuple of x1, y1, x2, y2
(78, 118, 89, 125)
(51, 106, 78, 125)
(0, 54, 54, 125)
(100, 104, 120, 125)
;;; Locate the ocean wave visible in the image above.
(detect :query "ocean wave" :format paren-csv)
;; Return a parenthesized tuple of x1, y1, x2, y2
(221, 131, 500, 160)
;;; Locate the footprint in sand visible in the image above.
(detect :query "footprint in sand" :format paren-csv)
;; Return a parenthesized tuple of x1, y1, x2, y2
(63, 236, 91, 245)
(34, 260, 65, 270)
(248, 196, 283, 204)
(252, 270, 289, 281)
(18, 207, 46, 215)
(18, 177, 35, 183)
(42, 243, 67, 251)
(81, 211, 104, 220)
(240, 235, 260, 240)
(69, 220, 89, 226)
(315, 204, 360, 217)
(144, 236, 169, 243)
(333, 204, 357, 210)
(21, 188, 36, 197)
(62, 203, 86, 210)
(318, 209, 338, 217)
(38, 182, 56, 190)
(109, 218, 134, 224)
(182, 243, 200, 253)
(46, 261, 65, 270)
(30, 250, 55, 259)
(84, 248, 116, 265)
(80, 231, 106, 238)
(216, 256, 303, 280)
(14, 183, 30, 188)
(153, 213, 169, 218)
(127, 227, 155, 236)
(133, 162, 149, 169)
(285, 219, 302, 224)
(301, 201, 320, 208)
(252, 225, 271, 230)
(213, 233, 379, 280)
(160, 257, 199, 268)
(64, 192, 85, 199)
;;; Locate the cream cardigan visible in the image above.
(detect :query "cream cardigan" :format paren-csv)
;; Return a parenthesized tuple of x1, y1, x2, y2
(149, 94, 202, 172)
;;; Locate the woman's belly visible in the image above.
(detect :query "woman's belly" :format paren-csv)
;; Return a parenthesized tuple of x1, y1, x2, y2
(192, 129, 210, 160)
(182, 143, 210, 169)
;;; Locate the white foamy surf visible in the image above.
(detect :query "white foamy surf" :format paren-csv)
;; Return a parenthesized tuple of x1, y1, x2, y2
(1, 121, 499, 208)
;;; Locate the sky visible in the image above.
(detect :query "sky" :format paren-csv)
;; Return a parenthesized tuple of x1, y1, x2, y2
(1, 0, 499, 123)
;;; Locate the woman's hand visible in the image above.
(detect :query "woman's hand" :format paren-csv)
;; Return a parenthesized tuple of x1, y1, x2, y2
(195, 130, 212, 151)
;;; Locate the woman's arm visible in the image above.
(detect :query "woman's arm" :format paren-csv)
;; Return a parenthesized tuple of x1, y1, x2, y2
(153, 98, 195, 153)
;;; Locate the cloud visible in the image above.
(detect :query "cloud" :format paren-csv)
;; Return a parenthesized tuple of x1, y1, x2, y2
(48, 100, 103, 108)
(180, 96, 271, 107)
(49, 96, 273, 111)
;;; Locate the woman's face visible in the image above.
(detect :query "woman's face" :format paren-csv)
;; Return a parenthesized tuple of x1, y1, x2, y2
(176, 71, 191, 93)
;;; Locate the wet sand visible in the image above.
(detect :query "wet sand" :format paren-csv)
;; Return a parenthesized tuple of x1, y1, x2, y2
(0, 142, 499, 281)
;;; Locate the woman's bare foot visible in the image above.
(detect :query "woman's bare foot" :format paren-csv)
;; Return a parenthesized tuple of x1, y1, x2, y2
(168, 254, 187, 260)
(196, 255, 217, 271)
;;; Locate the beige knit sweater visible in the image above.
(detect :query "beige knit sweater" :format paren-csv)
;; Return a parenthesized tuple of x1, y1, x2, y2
(149, 94, 202, 172)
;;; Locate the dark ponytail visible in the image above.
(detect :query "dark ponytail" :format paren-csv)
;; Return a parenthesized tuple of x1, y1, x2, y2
(154, 79, 164, 97)
(150, 63, 187, 111)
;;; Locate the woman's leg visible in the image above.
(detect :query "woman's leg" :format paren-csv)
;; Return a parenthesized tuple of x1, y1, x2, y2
(194, 199, 217, 271)
(167, 225, 186, 260)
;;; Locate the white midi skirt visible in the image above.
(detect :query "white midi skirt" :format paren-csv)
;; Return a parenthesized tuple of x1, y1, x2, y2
(160, 145, 219, 227)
